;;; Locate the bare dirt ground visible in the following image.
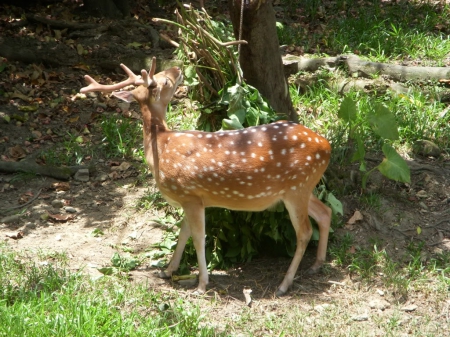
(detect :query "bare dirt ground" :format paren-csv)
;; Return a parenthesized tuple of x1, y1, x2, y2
(1, 1, 450, 335)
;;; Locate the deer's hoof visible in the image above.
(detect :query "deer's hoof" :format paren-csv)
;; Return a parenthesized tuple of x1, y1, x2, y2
(306, 264, 322, 275)
(192, 288, 206, 296)
(158, 271, 171, 279)
(275, 287, 288, 297)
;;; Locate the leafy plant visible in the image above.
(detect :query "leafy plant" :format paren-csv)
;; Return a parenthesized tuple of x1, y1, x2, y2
(100, 114, 143, 159)
(98, 252, 141, 275)
(338, 96, 410, 189)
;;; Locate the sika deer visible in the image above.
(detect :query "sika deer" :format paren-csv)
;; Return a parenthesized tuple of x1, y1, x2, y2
(80, 57, 332, 296)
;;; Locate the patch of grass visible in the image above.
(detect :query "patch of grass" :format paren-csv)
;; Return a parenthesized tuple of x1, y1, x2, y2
(0, 243, 223, 337)
(42, 132, 92, 166)
(281, 0, 450, 62)
(100, 114, 143, 159)
(359, 192, 382, 211)
(9, 172, 38, 184)
(166, 101, 201, 131)
(329, 233, 354, 266)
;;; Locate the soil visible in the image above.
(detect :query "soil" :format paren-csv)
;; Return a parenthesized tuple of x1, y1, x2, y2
(1, 1, 450, 335)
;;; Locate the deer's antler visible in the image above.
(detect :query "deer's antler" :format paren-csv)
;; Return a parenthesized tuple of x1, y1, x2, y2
(80, 63, 145, 93)
(140, 57, 157, 87)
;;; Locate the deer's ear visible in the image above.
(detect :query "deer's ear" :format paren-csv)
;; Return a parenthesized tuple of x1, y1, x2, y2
(112, 90, 135, 103)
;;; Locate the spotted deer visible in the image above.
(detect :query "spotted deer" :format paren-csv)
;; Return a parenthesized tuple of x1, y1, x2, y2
(80, 57, 332, 296)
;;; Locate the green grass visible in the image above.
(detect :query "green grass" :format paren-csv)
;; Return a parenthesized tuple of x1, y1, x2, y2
(100, 114, 144, 159)
(289, 79, 450, 164)
(279, 0, 450, 63)
(42, 132, 92, 166)
(329, 235, 450, 300)
(0, 243, 223, 337)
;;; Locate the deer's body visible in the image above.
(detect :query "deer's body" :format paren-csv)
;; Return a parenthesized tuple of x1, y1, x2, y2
(81, 59, 332, 296)
(150, 123, 330, 211)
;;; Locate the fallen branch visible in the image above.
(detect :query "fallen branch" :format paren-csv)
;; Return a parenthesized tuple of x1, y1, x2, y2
(283, 54, 450, 81)
(0, 159, 92, 180)
(25, 14, 100, 30)
(0, 188, 42, 211)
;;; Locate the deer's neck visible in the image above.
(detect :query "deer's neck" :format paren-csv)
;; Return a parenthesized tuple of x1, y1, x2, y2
(140, 103, 169, 182)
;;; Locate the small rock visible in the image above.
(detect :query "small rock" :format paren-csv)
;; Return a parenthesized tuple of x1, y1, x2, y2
(55, 235, 62, 241)
(51, 199, 64, 208)
(31, 130, 42, 139)
(416, 190, 428, 199)
(401, 304, 418, 312)
(418, 201, 428, 210)
(65, 206, 77, 213)
(412, 140, 440, 157)
(96, 173, 109, 182)
(368, 299, 390, 310)
(314, 304, 330, 313)
(178, 279, 197, 287)
(352, 314, 369, 321)
(376, 289, 385, 296)
(74, 169, 90, 182)
(1, 214, 23, 224)
(24, 222, 36, 230)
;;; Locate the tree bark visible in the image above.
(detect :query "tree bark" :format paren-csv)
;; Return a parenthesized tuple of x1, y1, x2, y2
(229, 0, 297, 122)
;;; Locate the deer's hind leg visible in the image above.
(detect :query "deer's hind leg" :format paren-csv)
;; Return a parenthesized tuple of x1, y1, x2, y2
(307, 193, 331, 274)
(276, 194, 313, 297)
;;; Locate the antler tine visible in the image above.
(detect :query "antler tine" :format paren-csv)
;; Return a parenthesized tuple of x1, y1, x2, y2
(80, 63, 143, 93)
(140, 57, 157, 87)
(141, 57, 156, 87)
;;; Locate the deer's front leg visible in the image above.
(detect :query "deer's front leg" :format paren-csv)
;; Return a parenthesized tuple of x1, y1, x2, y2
(182, 201, 208, 294)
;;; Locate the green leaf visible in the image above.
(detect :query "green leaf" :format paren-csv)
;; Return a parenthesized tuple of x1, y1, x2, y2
(184, 65, 197, 79)
(91, 228, 104, 237)
(225, 246, 240, 258)
(98, 267, 115, 275)
(311, 225, 320, 241)
(222, 114, 244, 130)
(126, 42, 142, 48)
(326, 193, 344, 216)
(111, 252, 121, 267)
(151, 260, 167, 268)
(183, 65, 199, 86)
(378, 143, 410, 183)
(245, 107, 259, 126)
(367, 104, 399, 140)
(338, 96, 357, 123)
(351, 133, 366, 166)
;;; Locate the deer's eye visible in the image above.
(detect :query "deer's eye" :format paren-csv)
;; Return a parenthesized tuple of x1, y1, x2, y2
(165, 78, 169, 86)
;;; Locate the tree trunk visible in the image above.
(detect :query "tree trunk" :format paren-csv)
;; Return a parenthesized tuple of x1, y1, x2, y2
(229, 0, 297, 122)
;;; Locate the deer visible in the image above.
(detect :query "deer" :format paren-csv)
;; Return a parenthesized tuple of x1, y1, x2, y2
(80, 57, 332, 297)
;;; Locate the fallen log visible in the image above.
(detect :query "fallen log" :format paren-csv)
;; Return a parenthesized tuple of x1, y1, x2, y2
(0, 159, 92, 181)
(283, 54, 450, 81)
